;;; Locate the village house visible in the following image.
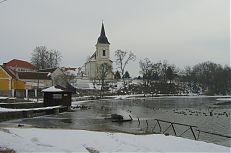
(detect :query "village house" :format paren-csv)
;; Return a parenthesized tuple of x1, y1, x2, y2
(0, 59, 52, 98)
(39, 67, 78, 90)
(17, 71, 52, 98)
(3, 59, 36, 72)
(38, 67, 65, 86)
(0, 65, 25, 97)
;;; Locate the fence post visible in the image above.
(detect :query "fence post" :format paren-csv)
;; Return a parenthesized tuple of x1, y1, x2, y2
(137, 117, 140, 126)
(197, 130, 201, 140)
(152, 121, 158, 132)
(156, 120, 162, 132)
(171, 123, 177, 136)
(146, 120, 149, 128)
(190, 126, 197, 140)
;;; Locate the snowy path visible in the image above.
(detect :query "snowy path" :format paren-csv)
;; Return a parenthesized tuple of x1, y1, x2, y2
(0, 128, 229, 152)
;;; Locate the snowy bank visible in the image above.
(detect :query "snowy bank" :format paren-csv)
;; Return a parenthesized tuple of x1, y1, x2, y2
(216, 98, 231, 101)
(0, 106, 61, 112)
(0, 97, 9, 100)
(0, 128, 229, 152)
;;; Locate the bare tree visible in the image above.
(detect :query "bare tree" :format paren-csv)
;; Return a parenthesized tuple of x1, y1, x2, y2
(97, 63, 112, 97)
(139, 58, 153, 86)
(48, 49, 62, 68)
(115, 49, 136, 89)
(31, 46, 62, 70)
(31, 46, 47, 69)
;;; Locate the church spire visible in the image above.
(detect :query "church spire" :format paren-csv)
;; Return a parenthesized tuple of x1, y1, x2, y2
(97, 22, 110, 44)
(100, 22, 106, 37)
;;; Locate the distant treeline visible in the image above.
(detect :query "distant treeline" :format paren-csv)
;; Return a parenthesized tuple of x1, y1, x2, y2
(128, 59, 231, 95)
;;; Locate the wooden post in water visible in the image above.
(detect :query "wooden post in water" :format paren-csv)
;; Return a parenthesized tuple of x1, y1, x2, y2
(197, 130, 201, 140)
(146, 120, 149, 128)
(137, 117, 140, 126)
(129, 115, 133, 120)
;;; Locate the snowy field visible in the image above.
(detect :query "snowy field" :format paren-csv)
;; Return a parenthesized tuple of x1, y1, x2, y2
(0, 128, 229, 152)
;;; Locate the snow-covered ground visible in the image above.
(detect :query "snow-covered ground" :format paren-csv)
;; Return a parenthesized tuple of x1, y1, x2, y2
(216, 98, 231, 101)
(0, 128, 229, 152)
(0, 106, 61, 112)
(0, 96, 16, 100)
(0, 97, 9, 100)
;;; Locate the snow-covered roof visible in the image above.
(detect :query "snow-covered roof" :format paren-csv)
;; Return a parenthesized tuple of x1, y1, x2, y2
(65, 69, 78, 76)
(42, 86, 64, 92)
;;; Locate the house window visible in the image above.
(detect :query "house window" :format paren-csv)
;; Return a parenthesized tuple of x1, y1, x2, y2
(103, 50, 106, 56)
(53, 94, 62, 99)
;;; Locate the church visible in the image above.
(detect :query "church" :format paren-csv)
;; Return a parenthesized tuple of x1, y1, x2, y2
(85, 23, 113, 80)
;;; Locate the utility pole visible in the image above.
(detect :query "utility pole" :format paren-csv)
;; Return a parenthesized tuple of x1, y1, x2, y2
(36, 78, 39, 102)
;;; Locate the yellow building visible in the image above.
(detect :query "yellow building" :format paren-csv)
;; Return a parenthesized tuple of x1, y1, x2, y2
(0, 65, 25, 97)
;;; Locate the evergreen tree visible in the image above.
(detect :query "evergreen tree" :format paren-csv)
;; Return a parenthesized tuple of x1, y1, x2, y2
(166, 66, 175, 83)
(114, 71, 121, 80)
(123, 71, 131, 79)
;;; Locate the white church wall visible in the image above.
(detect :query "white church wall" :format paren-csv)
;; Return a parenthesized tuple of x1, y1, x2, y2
(96, 44, 110, 60)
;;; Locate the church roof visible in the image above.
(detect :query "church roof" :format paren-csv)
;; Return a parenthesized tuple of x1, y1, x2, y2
(97, 23, 110, 44)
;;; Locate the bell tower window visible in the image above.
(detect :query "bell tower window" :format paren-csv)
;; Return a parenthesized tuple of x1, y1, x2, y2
(103, 50, 106, 56)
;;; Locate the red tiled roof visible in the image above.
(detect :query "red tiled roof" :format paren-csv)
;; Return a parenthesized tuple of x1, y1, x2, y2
(4, 59, 36, 70)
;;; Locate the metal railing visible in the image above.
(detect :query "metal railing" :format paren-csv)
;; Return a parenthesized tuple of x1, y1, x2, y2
(137, 118, 231, 140)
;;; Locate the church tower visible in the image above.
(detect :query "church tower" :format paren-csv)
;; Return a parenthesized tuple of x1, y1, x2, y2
(95, 23, 110, 61)
(85, 23, 113, 80)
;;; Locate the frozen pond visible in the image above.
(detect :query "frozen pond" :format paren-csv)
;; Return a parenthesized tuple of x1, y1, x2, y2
(3, 96, 231, 147)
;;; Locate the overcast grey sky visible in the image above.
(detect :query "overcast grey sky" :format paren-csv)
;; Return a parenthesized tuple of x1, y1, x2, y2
(0, 0, 230, 76)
